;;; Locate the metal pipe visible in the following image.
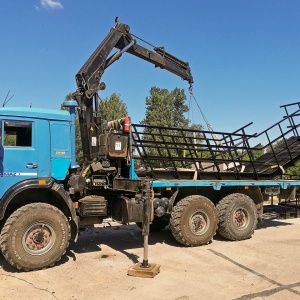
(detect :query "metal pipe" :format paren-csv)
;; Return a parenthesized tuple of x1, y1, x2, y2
(63, 100, 79, 169)
(142, 180, 152, 268)
(105, 40, 135, 69)
(142, 236, 149, 267)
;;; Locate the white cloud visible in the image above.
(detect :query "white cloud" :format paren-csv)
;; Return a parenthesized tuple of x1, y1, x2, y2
(40, 0, 63, 9)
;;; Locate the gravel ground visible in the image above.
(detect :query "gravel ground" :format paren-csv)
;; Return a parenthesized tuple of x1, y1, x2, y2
(0, 212, 300, 300)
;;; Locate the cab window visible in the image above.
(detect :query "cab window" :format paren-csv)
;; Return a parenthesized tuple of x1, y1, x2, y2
(4, 121, 32, 147)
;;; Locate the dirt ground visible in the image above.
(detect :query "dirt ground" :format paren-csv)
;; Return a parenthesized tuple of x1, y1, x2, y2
(0, 210, 300, 300)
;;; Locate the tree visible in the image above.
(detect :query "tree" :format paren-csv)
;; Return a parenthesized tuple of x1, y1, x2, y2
(141, 87, 189, 128)
(286, 162, 300, 176)
(99, 92, 128, 122)
(138, 87, 203, 168)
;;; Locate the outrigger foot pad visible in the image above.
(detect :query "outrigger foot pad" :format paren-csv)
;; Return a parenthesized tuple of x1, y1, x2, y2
(127, 263, 160, 278)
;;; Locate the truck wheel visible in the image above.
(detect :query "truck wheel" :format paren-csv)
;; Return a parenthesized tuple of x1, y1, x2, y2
(170, 195, 218, 246)
(216, 193, 258, 241)
(136, 217, 169, 232)
(0, 203, 70, 271)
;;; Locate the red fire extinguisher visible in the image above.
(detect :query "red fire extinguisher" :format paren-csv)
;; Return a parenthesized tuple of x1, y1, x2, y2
(123, 116, 130, 133)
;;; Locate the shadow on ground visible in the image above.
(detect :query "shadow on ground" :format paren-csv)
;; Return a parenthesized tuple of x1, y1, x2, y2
(0, 212, 297, 272)
(0, 223, 179, 271)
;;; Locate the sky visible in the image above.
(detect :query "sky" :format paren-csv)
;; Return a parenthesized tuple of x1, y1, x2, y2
(1, 0, 300, 138)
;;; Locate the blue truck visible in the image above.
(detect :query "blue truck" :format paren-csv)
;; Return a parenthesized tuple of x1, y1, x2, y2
(1, 20, 300, 271)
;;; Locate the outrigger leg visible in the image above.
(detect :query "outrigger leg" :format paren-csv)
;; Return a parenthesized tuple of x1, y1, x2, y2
(128, 180, 160, 278)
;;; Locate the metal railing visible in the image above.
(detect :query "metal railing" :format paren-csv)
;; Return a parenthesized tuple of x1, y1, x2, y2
(131, 102, 300, 180)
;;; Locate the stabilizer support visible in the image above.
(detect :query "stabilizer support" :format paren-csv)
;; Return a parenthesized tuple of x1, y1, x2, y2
(127, 180, 160, 278)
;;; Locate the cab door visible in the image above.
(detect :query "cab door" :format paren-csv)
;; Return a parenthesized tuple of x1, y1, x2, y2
(0, 119, 38, 198)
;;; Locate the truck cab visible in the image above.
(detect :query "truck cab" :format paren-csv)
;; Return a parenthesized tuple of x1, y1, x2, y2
(0, 107, 73, 198)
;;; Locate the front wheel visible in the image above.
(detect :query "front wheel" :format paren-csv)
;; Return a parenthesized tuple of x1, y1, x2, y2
(216, 193, 258, 241)
(170, 195, 218, 246)
(0, 203, 70, 271)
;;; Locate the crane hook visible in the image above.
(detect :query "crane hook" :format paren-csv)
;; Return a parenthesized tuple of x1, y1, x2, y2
(189, 82, 193, 96)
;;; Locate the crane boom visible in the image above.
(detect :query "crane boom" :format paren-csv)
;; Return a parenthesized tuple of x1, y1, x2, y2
(76, 22, 193, 99)
(74, 19, 193, 162)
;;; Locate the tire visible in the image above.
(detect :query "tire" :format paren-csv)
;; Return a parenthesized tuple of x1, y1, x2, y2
(136, 217, 169, 232)
(170, 195, 218, 246)
(216, 193, 258, 241)
(0, 203, 70, 271)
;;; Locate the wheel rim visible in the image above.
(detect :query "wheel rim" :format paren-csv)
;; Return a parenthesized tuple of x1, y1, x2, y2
(189, 209, 210, 235)
(233, 207, 249, 230)
(22, 221, 56, 256)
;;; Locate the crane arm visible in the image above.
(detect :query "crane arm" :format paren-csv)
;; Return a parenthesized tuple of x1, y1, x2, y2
(74, 20, 193, 162)
(75, 22, 193, 100)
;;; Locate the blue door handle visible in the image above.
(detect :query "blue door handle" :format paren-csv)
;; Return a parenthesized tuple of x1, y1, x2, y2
(26, 163, 38, 169)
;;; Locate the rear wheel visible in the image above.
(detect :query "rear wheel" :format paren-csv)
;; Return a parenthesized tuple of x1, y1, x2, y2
(170, 195, 218, 246)
(0, 203, 70, 271)
(216, 193, 258, 241)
